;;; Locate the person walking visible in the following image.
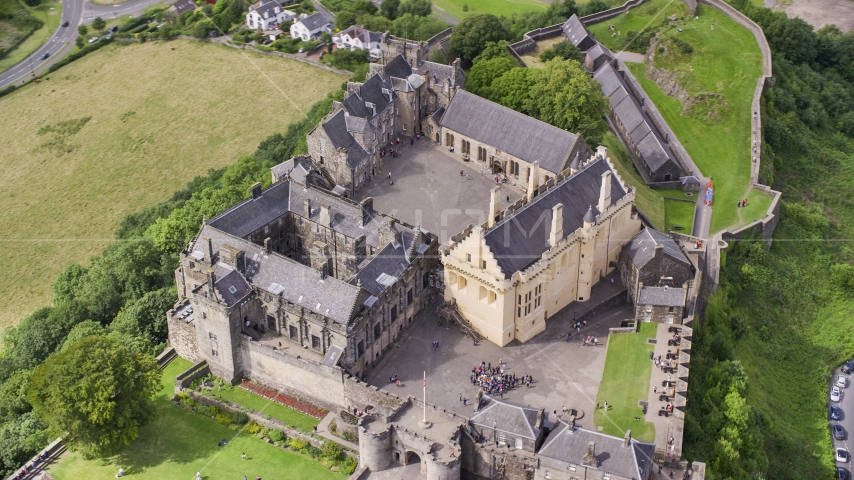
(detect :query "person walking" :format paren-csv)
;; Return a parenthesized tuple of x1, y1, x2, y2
(116, 467, 124, 478)
(196, 472, 201, 480)
(242, 453, 246, 460)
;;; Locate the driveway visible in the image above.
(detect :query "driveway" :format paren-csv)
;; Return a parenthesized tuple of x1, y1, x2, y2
(832, 363, 853, 471)
(0, 0, 168, 89)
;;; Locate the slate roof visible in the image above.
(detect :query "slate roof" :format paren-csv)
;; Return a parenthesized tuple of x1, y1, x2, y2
(439, 90, 581, 174)
(625, 228, 690, 268)
(194, 225, 364, 324)
(539, 420, 655, 479)
(343, 74, 395, 120)
(209, 180, 291, 238)
(594, 62, 679, 174)
(322, 109, 368, 169)
(351, 232, 416, 295)
(250, 0, 291, 18)
(470, 396, 545, 440)
(483, 158, 626, 275)
(337, 25, 381, 44)
(638, 286, 686, 307)
(214, 264, 252, 306)
(431, 106, 445, 122)
(171, 0, 197, 15)
(299, 11, 331, 31)
(585, 43, 612, 65)
(414, 60, 456, 87)
(383, 54, 413, 80)
(562, 14, 596, 52)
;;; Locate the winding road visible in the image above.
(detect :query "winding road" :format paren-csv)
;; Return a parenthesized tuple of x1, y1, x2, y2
(0, 0, 168, 89)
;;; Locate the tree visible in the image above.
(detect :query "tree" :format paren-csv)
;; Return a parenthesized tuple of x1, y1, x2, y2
(539, 40, 582, 63)
(578, 0, 608, 17)
(390, 13, 447, 41)
(60, 320, 106, 351)
(193, 19, 213, 39)
(353, 0, 378, 16)
(380, 0, 400, 20)
(357, 14, 392, 33)
(472, 40, 511, 64)
(428, 48, 447, 64)
(92, 17, 106, 32)
(0, 370, 33, 423)
(22, 0, 40, 7)
(398, 0, 431, 17)
(76, 35, 85, 49)
(486, 67, 533, 113)
(53, 263, 87, 305)
(525, 59, 608, 142)
(336, 11, 356, 30)
(78, 24, 88, 36)
(467, 56, 517, 97)
(28, 336, 161, 458)
(448, 14, 510, 65)
(0, 413, 48, 476)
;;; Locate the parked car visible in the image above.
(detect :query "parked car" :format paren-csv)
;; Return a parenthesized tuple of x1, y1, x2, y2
(61, 21, 69, 27)
(88, 36, 99, 43)
(832, 385, 843, 402)
(839, 467, 851, 480)
(262, 38, 272, 45)
(40, 52, 49, 60)
(833, 423, 846, 440)
(831, 405, 842, 421)
(839, 375, 849, 388)
(110, 25, 118, 33)
(105, 33, 111, 40)
(839, 448, 851, 463)
(843, 360, 854, 374)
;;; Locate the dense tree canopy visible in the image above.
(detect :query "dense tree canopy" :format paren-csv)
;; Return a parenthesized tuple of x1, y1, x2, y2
(28, 336, 161, 458)
(448, 14, 510, 65)
(380, 0, 400, 20)
(467, 56, 518, 97)
(398, 0, 431, 17)
(539, 40, 582, 63)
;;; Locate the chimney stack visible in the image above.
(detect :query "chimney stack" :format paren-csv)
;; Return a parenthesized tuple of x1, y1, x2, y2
(251, 183, 263, 199)
(549, 203, 564, 247)
(527, 161, 540, 202)
(360, 197, 373, 226)
(488, 186, 500, 228)
(582, 441, 597, 466)
(264, 237, 272, 255)
(205, 268, 216, 297)
(320, 205, 332, 228)
(624, 430, 632, 447)
(598, 170, 612, 214)
(304, 198, 312, 218)
(203, 236, 214, 265)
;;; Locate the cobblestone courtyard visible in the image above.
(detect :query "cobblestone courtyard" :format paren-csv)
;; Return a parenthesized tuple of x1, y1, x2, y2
(367, 280, 634, 432)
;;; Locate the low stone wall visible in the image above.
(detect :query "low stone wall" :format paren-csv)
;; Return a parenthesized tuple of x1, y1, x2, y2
(609, 325, 638, 334)
(156, 346, 176, 368)
(580, 0, 648, 25)
(578, 289, 628, 323)
(720, 187, 781, 248)
(174, 360, 210, 392)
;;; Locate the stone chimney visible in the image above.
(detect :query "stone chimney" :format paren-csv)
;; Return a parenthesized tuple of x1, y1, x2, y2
(251, 182, 263, 199)
(598, 170, 612, 213)
(378, 217, 400, 248)
(205, 268, 216, 297)
(527, 161, 540, 202)
(488, 186, 500, 228)
(549, 203, 564, 247)
(319, 204, 332, 228)
(203, 236, 214, 265)
(534, 408, 544, 430)
(304, 198, 312, 218)
(264, 237, 272, 255)
(624, 429, 632, 447)
(219, 244, 245, 273)
(360, 197, 373, 226)
(582, 441, 597, 466)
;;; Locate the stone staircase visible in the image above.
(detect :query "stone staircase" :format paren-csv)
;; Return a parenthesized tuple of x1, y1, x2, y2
(243, 327, 263, 342)
(437, 303, 482, 343)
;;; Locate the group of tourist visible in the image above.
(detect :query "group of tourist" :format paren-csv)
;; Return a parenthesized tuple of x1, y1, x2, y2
(10, 449, 49, 479)
(737, 198, 749, 208)
(467, 361, 535, 399)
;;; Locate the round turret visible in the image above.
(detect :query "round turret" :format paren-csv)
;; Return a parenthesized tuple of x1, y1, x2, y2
(359, 421, 393, 472)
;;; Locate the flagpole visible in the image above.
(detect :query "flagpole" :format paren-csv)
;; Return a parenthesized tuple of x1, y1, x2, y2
(419, 370, 432, 429)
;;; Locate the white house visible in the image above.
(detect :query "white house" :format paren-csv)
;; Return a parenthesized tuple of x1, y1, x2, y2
(290, 12, 332, 41)
(246, 0, 296, 32)
(332, 25, 382, 58)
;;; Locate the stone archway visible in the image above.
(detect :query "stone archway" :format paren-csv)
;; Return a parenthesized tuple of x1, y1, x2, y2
(406, 450, 422, 465)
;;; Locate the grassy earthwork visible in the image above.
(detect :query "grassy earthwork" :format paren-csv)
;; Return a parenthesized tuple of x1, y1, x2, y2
(590, 0, 763, 233)
(593, 322, 657, 442)
(49, 358, 343, 480)
(210, 386, 321, 432)
(0, 39, 345, 329)
(0, 0, 63, 74)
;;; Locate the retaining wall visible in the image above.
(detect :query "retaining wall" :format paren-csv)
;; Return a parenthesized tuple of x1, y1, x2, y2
(174, 360, 211, 391)
(580, 0, 648, 25)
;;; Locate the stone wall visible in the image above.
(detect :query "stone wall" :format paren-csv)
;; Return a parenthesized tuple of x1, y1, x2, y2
(580, 0, 648, 25)
(167, 308, 199, 362)
(343, 375, 407, 420)
(174, 360, 211, 391)
(720, 184, 781, 248)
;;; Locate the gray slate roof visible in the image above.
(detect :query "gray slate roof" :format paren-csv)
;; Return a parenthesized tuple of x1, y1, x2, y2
(322, 109, 368, 169)
(171, 0, 197, 15)
(250, 0, 289, 18)
(351, 232, 415, 295)
(343, 74, 395, 120)
(383, 54, 412, 80)
(484, 158, 626, 275)
(470, 396, 545, 440)
(214, 263, 252, 306)
(439, 90, 581, 174)
(625, 228, 689, 268)
(195, 225, 364, 324)
(209, 180, 291, 238)
(562, 14, 596, 52)
(299, 11, 331, 31)
(638, 286, 686, 307)
(337, 25, 381, 44)
(538, 420, 655, 479)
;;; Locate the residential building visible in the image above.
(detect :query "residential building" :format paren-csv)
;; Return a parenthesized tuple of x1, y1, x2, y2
(441, 150, 642, 346)
(167, 0, 197, 18)
(290, 12, 332, 41)
(333, 25, 382, 58)
(635, 285, 688, 324)
(245, 0, 295, 31)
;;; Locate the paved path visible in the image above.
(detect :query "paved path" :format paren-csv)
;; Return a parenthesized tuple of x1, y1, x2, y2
(316, 412, 360, 451)
(614, 50, 644, 63)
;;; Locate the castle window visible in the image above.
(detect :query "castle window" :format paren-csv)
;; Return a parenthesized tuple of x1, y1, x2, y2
(515, 438, 523, 449)
(211, 350, 218, 356)
(209, 332, 217, 340)
(466, 254, 471, 263)
(289, 325, 298, 339)
(458, 277, 467, 291)
(374, 322, 381, 340)
(407, 288, 413, 304)
(669, 306, 675, 312)
(482, 260, 486, 269)
(390, 306, 398, 321)
(264, 225, 269, 235)
(311, 335, 320, 349)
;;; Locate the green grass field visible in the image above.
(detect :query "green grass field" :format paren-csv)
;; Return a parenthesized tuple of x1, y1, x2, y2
(0, 0, 63, 74)
(587, 0, 688, 51)
(209, 386, 321, 431)
(594, 322, 656, 442)
(50, 358, 343, 480)
(589, 0, 763, 233)
(431, 0, 547, 21)
(664, 197, 695, 232)
(0, 40, 344, 329)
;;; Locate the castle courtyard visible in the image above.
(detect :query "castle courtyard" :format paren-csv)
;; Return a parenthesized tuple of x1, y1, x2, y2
(367, 280, 635, 431)
(353, 138, 520, 244)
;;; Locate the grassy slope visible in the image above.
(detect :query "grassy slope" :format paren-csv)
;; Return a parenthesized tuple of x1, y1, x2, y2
(0, 40, 344, 329)
(590, 1, 762, 233)
(50, 358, 343, 479)
(431, 0, 547, 21)
(211, 386, 321, 431)
(0, 0, 62, 74)
(594, 322, 657, 442)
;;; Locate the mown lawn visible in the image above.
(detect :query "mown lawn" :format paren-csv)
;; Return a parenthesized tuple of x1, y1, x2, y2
(664, 197, 695, 233)
(431, 0, 547, 21)
(594, 322, 657, 442)
(50, 358, 343, 480)
(0, 40, 345, 328)
(0, 0, 63, 74)
(210, 385, 321, 431)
